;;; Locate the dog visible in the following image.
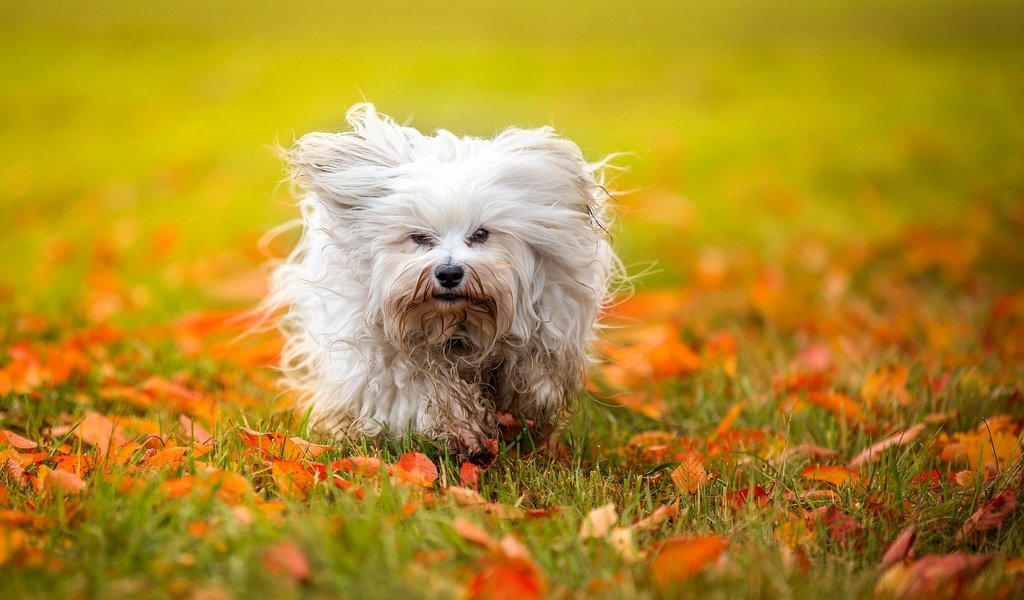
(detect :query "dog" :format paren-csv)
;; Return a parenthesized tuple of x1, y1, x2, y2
(268, 104, 619, 463)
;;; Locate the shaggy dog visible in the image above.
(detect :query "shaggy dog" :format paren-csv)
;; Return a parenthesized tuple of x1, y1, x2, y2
(268, 104, 619, 463)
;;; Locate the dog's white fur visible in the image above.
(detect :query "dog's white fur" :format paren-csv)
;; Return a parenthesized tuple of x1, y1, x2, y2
(268, 104, 619, 460)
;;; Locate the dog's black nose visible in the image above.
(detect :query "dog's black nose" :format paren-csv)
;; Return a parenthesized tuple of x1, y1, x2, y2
(435, 264, 464, 289)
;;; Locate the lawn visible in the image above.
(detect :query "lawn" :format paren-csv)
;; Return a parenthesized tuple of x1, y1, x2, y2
(1, 1, 1023, 598)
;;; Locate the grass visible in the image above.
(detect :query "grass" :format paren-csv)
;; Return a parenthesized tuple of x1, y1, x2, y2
(2, 0, 1024, 598)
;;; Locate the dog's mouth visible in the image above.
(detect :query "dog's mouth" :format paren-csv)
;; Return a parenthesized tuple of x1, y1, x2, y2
(433, 292, 467, 303)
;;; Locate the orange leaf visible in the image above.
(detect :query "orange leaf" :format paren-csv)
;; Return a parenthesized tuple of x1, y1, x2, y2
(460, 462, 482, 487)
(712, 402, 743, 437)
(453, 518, 499, 553)
(806, 392, 864, 422)
(466, 559, 546, 600)
(649, 536, 728, 591)
(670, 452, 708, 495)
(75, 412, 127, 455)
(271, 459, 316, 499)
(145, 444, 210, 469)
(261, 542, 310, 583)
(392, 452, 438, 487)
(633, 503, 679, 532)
(800, 465, 861, 486)
(0, 528, 27, 566)
(237, 426, 332, 460)
(333, 456, 384, 476)
(860, 365, 911, 407)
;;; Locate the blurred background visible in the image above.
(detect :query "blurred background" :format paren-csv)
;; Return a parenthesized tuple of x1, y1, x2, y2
(1, 0, 1022, 321)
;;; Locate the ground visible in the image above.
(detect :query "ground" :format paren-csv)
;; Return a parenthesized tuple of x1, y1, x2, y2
(1, 1, 1023, 598)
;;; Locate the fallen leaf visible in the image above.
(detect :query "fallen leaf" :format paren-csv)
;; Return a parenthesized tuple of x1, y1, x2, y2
(75, 412, 127, 455)
(392, 452, 438, 487)
(45, 469, 87, 494)
(848, 424, 927, 469)
(875, 553, 994, 599)
(1, 430, 38, 450)
(670, 452, 708, 495)
(956, 487, 1018, 540)
(179, 414, 214, 445)
(460, 462, 482, 487)
(633, 503, 679, 531)
(446, 486, 487, 506)
(800, 465, 861, 486)
(879, 523, 917, 572)
(271, 459, 317, 499)
(649, 535, 728, 591)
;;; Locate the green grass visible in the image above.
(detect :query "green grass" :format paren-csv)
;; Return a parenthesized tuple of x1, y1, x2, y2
(2, 0, 1024, 598)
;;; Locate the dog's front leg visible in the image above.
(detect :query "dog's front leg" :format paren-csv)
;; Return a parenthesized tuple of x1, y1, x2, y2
(494, 357, 581, 440)
(414, 373, 497, 464)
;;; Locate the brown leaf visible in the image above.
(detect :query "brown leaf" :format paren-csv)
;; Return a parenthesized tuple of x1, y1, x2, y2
(878, 523, 917, 572)
(454, 518, 499, 553)
(649, 535, 728, 591)
(956, 487, 1018, 540)
(848, 424, 927, 470)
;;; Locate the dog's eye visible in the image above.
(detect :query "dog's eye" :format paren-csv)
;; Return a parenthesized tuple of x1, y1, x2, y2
(468, 227, 489, 245)
(410, 233, 433, 247)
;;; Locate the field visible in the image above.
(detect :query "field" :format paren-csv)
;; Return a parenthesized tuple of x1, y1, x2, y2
(2, 1, 1024, 598)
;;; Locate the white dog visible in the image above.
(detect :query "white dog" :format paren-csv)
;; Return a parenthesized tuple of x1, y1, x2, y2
(269, 104, 619, 463)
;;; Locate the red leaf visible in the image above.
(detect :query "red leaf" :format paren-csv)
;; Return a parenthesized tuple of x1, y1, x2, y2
(725, 485, 769, 509)
(956, 487, 1018, 540)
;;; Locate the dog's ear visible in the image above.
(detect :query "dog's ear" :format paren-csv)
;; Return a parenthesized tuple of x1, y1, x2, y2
(490, 127, 605, 216)
(287, 104, 411, 210)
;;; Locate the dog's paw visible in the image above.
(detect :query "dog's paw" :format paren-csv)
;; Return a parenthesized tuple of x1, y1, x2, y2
(449, 430, 498, 468)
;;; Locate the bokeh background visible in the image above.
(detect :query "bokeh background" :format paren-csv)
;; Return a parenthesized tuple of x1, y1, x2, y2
(1, 0, 1022, 318)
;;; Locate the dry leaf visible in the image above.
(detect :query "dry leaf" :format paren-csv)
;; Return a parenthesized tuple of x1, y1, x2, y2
(956, 487, 1018, 540)
(879, 523, 917, 572)
(670, 452, 709, 495)
(392, 452, 438, 487)
(800, 465, 861, 486)
(848, 424, 927, 469)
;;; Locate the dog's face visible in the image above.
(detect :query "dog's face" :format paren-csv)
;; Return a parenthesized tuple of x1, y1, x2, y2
(287, 105, 610, 361)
